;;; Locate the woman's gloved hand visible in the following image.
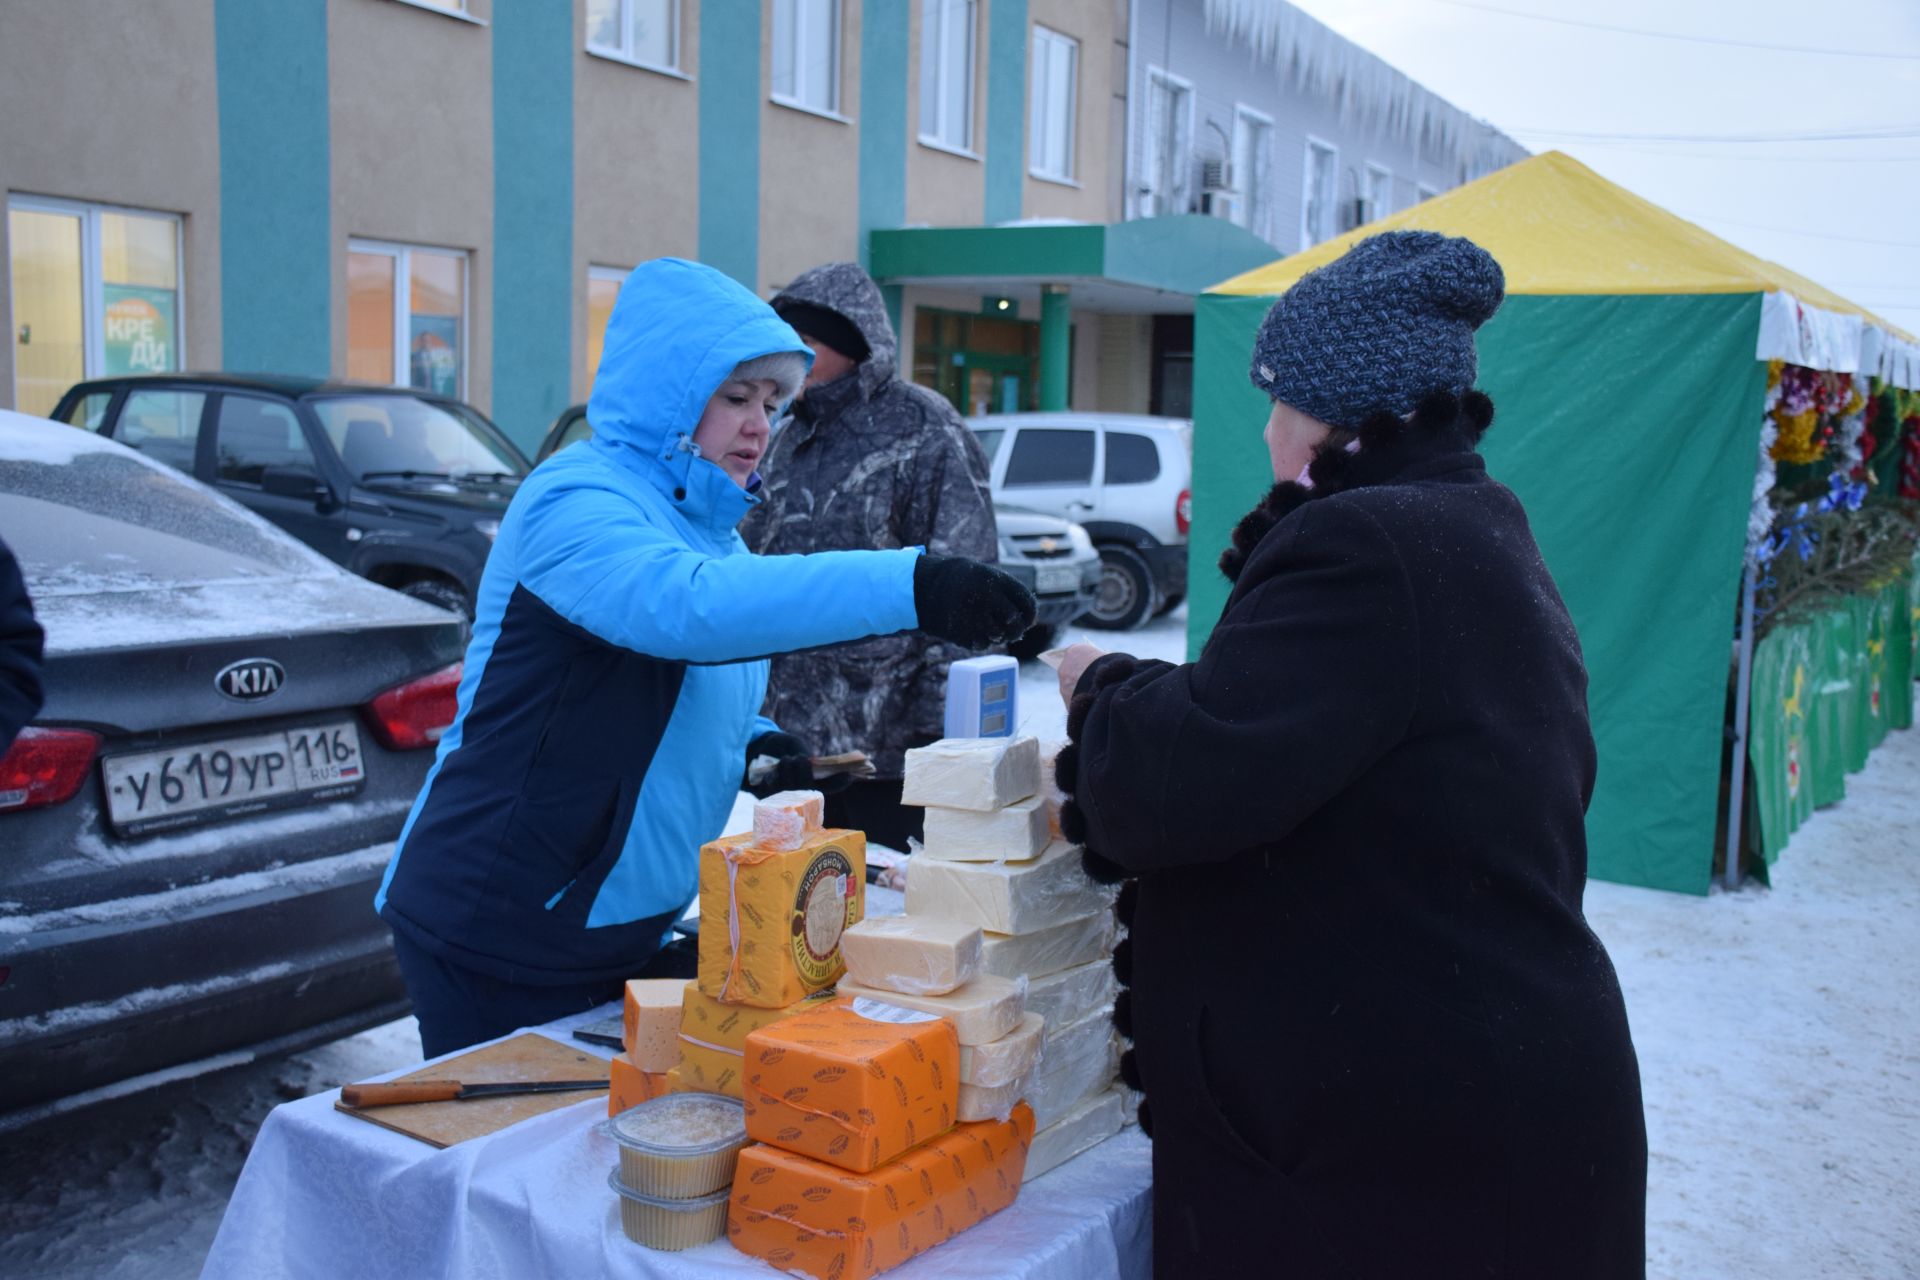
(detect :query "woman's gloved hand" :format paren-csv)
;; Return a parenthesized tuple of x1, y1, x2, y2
(743, 731, 853, 797)
(912, 555, 1037, 650)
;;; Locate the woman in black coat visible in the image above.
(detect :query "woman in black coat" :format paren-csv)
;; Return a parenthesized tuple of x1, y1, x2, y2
(1054, 231, 1647, 1278)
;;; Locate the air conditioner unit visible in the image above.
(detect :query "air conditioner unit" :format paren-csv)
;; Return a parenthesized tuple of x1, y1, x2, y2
(1200, 158, 1236, 193)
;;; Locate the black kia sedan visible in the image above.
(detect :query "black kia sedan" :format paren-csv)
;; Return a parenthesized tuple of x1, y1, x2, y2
(50, 373, 530, 619)
(0, 410, 466, 1116)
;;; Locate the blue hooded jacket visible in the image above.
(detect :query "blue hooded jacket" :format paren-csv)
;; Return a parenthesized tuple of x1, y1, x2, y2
(376, 259, 922, 983)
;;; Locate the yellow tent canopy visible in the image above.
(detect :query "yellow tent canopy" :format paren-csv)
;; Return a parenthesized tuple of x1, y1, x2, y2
(1211, 151, 1909, 340)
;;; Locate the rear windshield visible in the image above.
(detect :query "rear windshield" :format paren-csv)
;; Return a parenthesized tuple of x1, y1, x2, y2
(308, 394, 527, 482)
(0, 446, 325, 596)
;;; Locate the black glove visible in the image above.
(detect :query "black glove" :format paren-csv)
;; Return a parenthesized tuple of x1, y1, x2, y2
(743, 731, 855, 797)
(912, 555, 1037, 650)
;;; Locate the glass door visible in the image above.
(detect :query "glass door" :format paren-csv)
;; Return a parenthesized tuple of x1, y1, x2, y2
(8, 207, 85, 418)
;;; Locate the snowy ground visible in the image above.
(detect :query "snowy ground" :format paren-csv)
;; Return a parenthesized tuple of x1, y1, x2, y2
(1, 605, 1915, 1277)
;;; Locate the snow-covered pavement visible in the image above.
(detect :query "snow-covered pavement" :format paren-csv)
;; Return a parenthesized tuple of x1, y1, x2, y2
(1, 604, 1915, 1277)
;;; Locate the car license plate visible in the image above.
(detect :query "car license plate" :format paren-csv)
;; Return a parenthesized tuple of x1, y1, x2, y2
(1036, 564, 1081, 593)
(102, 721, 366, 836)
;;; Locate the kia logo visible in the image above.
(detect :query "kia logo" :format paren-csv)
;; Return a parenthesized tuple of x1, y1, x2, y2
(216, 658, 285, 702)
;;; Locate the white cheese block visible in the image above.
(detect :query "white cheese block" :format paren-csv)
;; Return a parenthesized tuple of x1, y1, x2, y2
(1026, 1087, 1127, 1181)
(832, 973, 1025, 1046)
(1037, 737, 1068, 841)
(1024, 959, 1118, 1031)
(980, 911, 1116, 981)
(901, 736, 1041, 811)
(958, 1010, 1045, 1087)
(905, 840, 1113, 935)
(957, 1059, 1039, 1123)
(751, 789, 824, 851)
(1119, 1087, 1142, 1128)
(838, 915, 983, 996)
(1029, 1010, 1121, 1129)
(920, 796, 1050, 862)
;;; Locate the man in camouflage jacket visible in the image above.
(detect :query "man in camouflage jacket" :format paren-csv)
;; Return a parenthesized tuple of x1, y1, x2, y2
(741, 261, 998, 849)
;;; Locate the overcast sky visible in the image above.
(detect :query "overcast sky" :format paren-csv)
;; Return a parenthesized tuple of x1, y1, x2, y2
(1283, 0, 1920, 338)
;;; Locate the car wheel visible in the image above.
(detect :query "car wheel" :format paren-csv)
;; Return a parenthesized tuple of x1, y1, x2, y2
(1077, 546, 1157, 630)
(1152, 591, 1186, 618)
(1008, 622, 1059, 661)
(398, 577, 471, 618)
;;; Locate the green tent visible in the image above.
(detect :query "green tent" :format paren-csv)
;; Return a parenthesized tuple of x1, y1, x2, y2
(1190, 151, 1920, 894)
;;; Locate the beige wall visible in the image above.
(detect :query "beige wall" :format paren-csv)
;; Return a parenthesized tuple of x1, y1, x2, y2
(1022, 0, 1116, 223)
(758, 0, 863, 298)
(906, 0, 991, 226)
(571, 2, 703, 400)
(1071, 307, 1100, 409)
(328, 0, 493, 408)
(1095, 312, 1151, 411)
(0, 0, 222, 412)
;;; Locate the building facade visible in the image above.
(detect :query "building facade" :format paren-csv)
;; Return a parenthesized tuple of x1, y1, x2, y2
(2, 0, 1524, 446)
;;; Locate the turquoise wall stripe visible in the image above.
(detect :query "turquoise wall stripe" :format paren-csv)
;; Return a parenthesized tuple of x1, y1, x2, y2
(700, 0, 761, 287)
(492, 0, 574, 449)
(214, 0, 330, 376)
(983, 0, 1028, 225)
(858, 0, 910, 266)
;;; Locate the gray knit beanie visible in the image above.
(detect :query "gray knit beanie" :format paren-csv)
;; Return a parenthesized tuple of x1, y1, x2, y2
(1250, 230, 1505, 427)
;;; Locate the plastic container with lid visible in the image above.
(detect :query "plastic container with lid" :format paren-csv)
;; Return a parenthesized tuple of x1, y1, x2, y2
(606, 1169, 731, 1251)
(600, 1092, 748, 1197)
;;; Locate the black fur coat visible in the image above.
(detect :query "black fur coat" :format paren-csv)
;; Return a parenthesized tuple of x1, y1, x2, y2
(1057, 392, 1647, 1278)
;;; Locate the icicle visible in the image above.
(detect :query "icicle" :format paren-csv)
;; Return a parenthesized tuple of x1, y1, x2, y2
(1201, 0, 1527, 179)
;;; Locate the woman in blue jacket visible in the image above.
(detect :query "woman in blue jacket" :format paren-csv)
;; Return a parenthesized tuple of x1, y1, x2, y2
(377, 259, 1033, 1055)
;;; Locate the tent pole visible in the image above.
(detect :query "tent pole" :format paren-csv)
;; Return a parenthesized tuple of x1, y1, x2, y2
(1724, 565, 1758, 891)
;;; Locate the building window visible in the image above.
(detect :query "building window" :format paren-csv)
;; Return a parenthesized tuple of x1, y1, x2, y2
(7, 197, 183, 419)
(586, 0, 677, 72)
(346, 239, 467, 398)
(1364, 163, 1393, 226)
(1416, 182, 1440, 204)
(1029, 26, 1078, 182)
(773, 0, 840, 115)
(919, 0, 977, 153)
(1229, 106, 1274, 240)
(1301, 138, 1338, 248)
(586, 266, 626, 388)
(1140, 67, 1194, 217)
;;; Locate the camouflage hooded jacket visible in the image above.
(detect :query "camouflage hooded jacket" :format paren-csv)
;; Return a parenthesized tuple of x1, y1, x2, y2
(741, 262, 998, 778)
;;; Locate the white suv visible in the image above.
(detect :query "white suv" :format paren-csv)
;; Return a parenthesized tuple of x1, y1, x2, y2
(967, 413, 1191, 630)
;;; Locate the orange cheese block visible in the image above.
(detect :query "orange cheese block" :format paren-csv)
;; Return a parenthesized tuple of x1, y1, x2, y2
(741, 996, 960, 1173)
(609, 1051, 670, 1116)
(697, 828, 866, 1009)
(673, 1039, 748, 1099)
(729, 1103, 1035, 1280)
(623, 977, 685, 1071)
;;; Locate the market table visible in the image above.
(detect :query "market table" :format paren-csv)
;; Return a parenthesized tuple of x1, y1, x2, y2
(201, 1004, 1150, 1280)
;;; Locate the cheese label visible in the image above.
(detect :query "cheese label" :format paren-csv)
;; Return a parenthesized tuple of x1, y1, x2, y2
(851, 996, 941, 1025)
(791, 846, 856, 987)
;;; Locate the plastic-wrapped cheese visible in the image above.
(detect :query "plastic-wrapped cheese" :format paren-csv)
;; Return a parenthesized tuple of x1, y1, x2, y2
(832, 974, 1026, 1046)
(1024, 959, 1118, 1031)
(838, 915, 983, 996)
(1026, 1087, 1126, 1181)
(1037, 737, 1068, 841)
(957, 1060, 1038, 1123)
(958, 1010, 1045, 1087)
(906, 840, 1114, 935)
(901, 736, 1040, 811)
(920, 795, 1050, 862)
(751, 789, 825, 852)
(1029, 1008, 1121, 1129)
(980, 911, 1116, 981)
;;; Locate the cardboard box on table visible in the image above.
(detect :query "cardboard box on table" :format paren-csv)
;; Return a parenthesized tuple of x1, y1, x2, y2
(697, 827, 865, 1009)
(729, 1103, 1036, 1280)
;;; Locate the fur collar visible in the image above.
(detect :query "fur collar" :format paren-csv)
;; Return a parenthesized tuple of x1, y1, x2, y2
(1218, 389, 1495, 583)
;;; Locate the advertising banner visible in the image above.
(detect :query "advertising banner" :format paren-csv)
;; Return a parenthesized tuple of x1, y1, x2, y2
(102, 284, 177, 374)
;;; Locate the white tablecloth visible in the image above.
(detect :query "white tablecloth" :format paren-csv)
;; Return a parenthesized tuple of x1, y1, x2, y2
(202, 1003, 1152, 1280)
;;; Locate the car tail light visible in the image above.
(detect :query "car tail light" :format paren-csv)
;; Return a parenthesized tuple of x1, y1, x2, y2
(365, 663, 462, 750)
(0, 727, 103, 813)
(1175, 488, 1192, 538)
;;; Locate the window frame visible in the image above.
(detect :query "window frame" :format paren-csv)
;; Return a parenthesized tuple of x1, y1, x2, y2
(1028, 24, 1079, 185)
(7, 193, 187, 391)
(1139, 66, 1196, 218)
(1364, 162, 1393, 226)
(918, 0, 979, 155)
(586, 263, 628, 388)
(1228, 104, 1275, 239)
(585, 0, 681, 76)
(346, 237, 470, 400)
(772, 0, 844, 119)
(1300, 136, 1339, 249)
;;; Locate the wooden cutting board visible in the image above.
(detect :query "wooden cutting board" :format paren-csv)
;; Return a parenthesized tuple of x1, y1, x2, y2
(335, 1032, 611, 1148)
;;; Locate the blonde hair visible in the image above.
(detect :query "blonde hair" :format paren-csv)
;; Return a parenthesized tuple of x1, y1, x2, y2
(728, 351, 807, 402)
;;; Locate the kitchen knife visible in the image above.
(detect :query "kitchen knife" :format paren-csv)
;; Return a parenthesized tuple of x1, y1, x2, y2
(340, 1078, 610, 1108)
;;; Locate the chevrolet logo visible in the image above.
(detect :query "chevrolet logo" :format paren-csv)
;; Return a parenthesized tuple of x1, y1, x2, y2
(1037, 537, 1058, 553)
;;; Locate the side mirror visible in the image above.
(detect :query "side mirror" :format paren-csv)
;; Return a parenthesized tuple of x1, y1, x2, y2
(260, 465, 336, 509)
